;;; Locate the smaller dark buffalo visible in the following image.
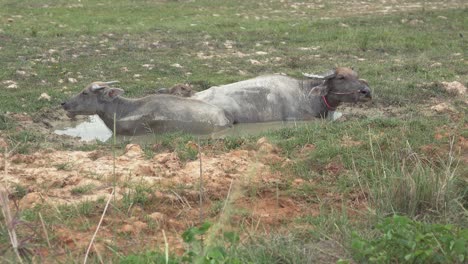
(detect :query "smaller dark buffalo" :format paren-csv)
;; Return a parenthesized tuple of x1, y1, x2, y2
(61, 81, 232, 135)
(156, 84, 194, 97)
(192, 67, 372, 123)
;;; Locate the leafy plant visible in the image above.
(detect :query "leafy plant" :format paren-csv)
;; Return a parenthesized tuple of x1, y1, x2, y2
(122, 184, 152, 207)
(70, 184, 96, 195)
(351, 215, 468, 263)
(182, 222, 241, 263)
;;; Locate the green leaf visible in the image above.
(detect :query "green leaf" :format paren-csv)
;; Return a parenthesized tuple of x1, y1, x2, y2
(182, 227, 197, 243)
(223, 232, 240, 244)
(205, 246, 226, 260)
(197, 222, 212, 235)
(452, 239, 466, 254)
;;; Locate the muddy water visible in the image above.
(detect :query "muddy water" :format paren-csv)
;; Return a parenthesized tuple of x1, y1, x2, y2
(54, 115, 113, 142)
(53, 113, 341, 142)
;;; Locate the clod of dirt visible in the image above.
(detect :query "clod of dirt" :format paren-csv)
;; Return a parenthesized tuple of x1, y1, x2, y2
(257, 137, 279, 154)
(324, 161, 345, 176)
(123, 144, 144, 158)
(340, 135, 363, 147)
(148, 212, 166, 222)
(38, 93, 51, 101)
(431, 102, 455, 113)
(440, 81, 467, 96)
(120, 224, 134, 234)
(133, 221, 148, 233)
(19, 192, 43, 209)
(153, 152, 181, 170)
(292, 178, 305, 186)
(33, 106, 76, 123)
(55, 227, 90, 251)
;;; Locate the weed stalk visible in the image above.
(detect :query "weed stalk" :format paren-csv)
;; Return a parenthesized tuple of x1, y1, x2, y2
(1, 147, 23, 263)
(83, 188, 115, 264)
(197, 137, 205, 252)
(38, 212, 51, 248)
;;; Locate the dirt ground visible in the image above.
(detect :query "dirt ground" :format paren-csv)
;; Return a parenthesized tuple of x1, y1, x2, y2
(1, 134, 366, 260)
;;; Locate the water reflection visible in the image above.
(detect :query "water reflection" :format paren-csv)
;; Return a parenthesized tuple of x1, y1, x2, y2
(54, 115, 112, 142)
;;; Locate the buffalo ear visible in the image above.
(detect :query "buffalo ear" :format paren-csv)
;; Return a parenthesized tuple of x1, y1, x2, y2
(103, 88, 124, 101)
(308, 82, 329, 96)
(156, 88, 169, 94)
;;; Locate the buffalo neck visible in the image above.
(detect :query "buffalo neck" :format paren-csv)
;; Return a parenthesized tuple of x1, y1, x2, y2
(96, 96, 141, 129)
(322, 94, 341, 110)
(302, 79, 341, 118)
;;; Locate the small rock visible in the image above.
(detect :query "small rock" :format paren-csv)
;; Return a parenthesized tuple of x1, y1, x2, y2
(292, 178, 305, 186)
(16, 70, 27, 76)
(136, 164, 154, 176)
(440, 81, 466, 96)
(3, 80, 18, 89)
(123, 144, 143, 158)
(437, 16, 448, 20)
(142, 64, 154, 70)
(255, 51, 268, 55)
(132, 221, 148, 233)
(67, 78, 78, 83)
(120, 224, 134, 234)
(171, 63, 183, 68)
(408, 19, 424, 26)
(430, 62, 442, 67)
(38, 93, 51, 101)
(149, 212, 166, 222)
(249, 59, 261, 65)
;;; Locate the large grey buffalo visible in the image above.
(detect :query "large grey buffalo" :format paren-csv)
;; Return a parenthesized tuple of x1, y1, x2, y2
(192, 67, 372, 123)
(61, 81, 232, 135)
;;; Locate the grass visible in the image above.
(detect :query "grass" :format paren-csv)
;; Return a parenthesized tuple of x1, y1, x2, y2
(0, 0, 467, 114)
(0, 0, 467, 263)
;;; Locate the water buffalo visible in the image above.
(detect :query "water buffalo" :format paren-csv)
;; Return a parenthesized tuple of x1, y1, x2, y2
(192, 67, 371, 123)
(156, 84, 194, 97)
(61, 82, 232, 135)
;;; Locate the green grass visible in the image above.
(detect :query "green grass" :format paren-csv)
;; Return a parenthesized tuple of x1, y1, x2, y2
(70, 184, 96, 195)
(0, 0, 466, 114)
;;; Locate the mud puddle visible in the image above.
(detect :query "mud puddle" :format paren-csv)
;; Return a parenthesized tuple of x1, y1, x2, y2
(52, 115, 332, 142)
(53, 115, 113, 142)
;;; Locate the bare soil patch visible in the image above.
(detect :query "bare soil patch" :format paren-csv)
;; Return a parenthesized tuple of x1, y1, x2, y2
(2, 136, 365, 258)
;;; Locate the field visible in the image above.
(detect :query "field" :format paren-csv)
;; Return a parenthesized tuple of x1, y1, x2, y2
(0, 0, 467, 263)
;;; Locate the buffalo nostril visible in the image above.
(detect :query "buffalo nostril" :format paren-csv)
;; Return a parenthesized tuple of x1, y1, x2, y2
(360, 87, 371, 96)
(61, 102, 66, 106)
